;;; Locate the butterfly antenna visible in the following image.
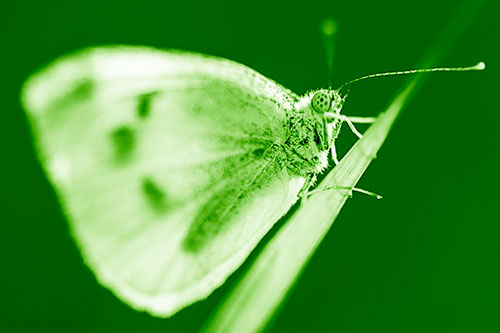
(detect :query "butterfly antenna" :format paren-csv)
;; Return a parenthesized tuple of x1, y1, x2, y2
(337, 62, 485, 92)
(321, 17, 337, 89)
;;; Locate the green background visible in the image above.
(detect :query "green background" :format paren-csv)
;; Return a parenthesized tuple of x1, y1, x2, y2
(3, 0, 499, 332)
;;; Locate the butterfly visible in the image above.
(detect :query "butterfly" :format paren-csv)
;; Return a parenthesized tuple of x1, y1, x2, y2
(21, 46, 483, 316)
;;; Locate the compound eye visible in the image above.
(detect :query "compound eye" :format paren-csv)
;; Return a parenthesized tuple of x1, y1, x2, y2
(311, 91, 332, 113)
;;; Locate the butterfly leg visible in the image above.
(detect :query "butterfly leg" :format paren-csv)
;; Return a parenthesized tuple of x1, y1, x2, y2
(326, 113, 375, 138)
(326, 113, 376, 124)
(307, 185, 382, 199)
(298, 173, 318, 199)
(331, 141, 339, 165)
(346, 116, 376, 123)
(341, 115, 364, 139)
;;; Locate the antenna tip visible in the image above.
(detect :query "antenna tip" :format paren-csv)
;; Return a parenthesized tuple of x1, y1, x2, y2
(321, 17, 337, 37)
(476, 61, 486, 70)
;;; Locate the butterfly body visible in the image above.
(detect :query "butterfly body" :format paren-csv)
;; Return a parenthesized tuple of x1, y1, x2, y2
(22, 46, 343, 316)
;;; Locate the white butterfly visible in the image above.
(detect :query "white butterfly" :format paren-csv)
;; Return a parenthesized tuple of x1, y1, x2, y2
(22, 46, 482, 316)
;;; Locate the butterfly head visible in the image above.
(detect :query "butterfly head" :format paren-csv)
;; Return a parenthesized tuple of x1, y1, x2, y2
(310, 89, 345, 115)
(306, 89, 349, 154)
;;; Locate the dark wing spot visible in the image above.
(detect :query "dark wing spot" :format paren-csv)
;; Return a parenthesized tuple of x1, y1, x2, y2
(67, 79, 94, 101)
(142, 177, 169, 213)
(48, 78, 95, 113)
(110, 126, 135, 162)
(181, 159, 280, 253)
(252, 148, 265, 157)
(182, 185, 239, 252)
(137, 93, 156, 119)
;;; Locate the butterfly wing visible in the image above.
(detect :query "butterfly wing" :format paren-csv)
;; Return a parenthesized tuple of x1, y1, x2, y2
(22, 46, 306, 316)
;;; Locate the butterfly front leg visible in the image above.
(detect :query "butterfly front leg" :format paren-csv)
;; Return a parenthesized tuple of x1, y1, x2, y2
(325, 116, 342, 165)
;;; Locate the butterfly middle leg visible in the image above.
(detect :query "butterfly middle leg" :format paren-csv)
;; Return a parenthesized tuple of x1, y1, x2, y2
(326, 113, 376, 139)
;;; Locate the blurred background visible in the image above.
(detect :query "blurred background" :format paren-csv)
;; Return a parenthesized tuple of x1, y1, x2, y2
(2, 0, 498, 332)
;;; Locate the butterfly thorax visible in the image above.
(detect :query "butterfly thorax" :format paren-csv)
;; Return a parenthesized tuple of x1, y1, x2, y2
(280, 108, 330, 177)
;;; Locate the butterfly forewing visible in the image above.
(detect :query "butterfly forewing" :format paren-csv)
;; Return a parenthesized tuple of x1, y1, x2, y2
(22, 46, 306, 316)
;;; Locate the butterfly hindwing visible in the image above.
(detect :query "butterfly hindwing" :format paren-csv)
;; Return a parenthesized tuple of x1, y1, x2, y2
(22, 46, 306, 316)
